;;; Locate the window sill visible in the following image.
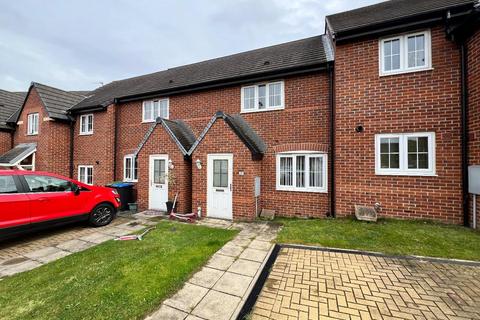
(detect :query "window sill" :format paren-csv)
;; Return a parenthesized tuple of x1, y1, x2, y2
(375, 171, 437, 177)
(241, 106, 285, 114)
(27, 133, 38, 136)
(79, 132, 93, 136)
(379, 67, 434, 77)
(123, 180, 138, 183)
(276, 187, 328, 193)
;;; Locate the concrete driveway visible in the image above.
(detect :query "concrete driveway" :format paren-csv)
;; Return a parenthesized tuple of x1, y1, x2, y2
(0, 216, 151, 278)
(251, 247, 480, 320)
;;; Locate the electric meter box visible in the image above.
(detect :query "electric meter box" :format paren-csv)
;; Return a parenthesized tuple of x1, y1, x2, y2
(254, 177, 261, 197)
(469, 166, 480, 195)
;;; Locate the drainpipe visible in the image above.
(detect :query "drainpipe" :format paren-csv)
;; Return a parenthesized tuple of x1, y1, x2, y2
(460, 43, 469, 227)
(69, 121, 74, 178)
(113, 105, 119, 181)
(328, 62, 336, 218)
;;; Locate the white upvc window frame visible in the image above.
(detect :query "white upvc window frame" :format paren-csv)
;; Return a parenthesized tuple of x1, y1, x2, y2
(27, 113, 39, 135)
(78, 165, 94, 185)
(241, 81, 285, 113)
(379, 30, 432, 76)
(79, 114, 94, 135)
(123, 154, 138, 182)
(142, 98, 169, 123)
(375, 132, 436, 176)
(276, 151, 328, 193)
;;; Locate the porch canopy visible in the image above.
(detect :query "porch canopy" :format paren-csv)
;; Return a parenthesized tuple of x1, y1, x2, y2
(0, 143, 36, 170)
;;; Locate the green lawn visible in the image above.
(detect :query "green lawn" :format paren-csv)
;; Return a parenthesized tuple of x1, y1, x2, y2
(0, 221, 237, 320)
(276, 218, 480, 261)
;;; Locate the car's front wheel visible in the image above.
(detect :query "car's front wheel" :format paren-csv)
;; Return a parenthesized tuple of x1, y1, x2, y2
(89, 203, 115, 227)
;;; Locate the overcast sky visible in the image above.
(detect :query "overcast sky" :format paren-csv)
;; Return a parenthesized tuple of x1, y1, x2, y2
(0, 0, 382, 92)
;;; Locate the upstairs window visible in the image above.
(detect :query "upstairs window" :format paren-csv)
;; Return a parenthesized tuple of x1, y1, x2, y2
(78, 165, 93, 185)
(276, 152, 327, 193)
(143, 98, 169, 122)
(375, 133, 435, 176)
(241, 81, 284, 113)
(27, 113, 39, 135)
(79, 114, 94, 135)
(123, 154, 138, 182)
(380, 31, 431, 76)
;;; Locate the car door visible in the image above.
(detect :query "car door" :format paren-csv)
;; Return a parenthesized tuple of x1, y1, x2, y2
(0, 175, 30, 229)
(23, 174, 87, 223)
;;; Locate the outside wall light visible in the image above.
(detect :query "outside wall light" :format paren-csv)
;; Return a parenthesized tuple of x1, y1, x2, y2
(195, 159, 202, 170)
(168, 159, 174, 169)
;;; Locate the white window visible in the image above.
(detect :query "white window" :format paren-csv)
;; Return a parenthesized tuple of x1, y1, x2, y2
(379, 31, 431, 76)
(276, 152, 327, 192)
(142, 98, 169, 122)
(375, 133, 435, 176)
(78, 165, 93, 185)
(79, 114, 94, 135)
(27, 113, 39, 135)
(123, 154, 138, 182)
(241, 81, 284, 113)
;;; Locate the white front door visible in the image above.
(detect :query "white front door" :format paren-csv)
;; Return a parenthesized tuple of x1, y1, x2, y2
(207, 154, 233, 220)
(149, 155, 168, 211)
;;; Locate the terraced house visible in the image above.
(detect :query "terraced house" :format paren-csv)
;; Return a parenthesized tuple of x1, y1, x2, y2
(0, 0, 478, 226)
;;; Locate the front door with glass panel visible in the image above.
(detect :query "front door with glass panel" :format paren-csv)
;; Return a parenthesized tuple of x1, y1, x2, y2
(207, 154, 233, 220)
(149, 155, 168, 211)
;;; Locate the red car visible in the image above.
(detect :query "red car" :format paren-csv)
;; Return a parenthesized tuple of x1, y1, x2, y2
(0, 170, 121, 240)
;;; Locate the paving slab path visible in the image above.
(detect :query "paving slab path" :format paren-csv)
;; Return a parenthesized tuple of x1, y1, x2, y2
(0, 215, 154, 278)
(145, 218, 280, 320)
(251, 247, 480, 320)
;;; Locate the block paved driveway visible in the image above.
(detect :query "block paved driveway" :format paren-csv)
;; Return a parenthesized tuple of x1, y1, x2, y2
(252, 247, 480, 320)
(0, 215, 152, 278)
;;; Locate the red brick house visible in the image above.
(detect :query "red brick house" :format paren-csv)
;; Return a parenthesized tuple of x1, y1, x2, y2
(326, 0, 480, 225)
(69, 35, 333, 220)
(0, 83, 87, 176)
(0, 0, 478, 225)
(0, 90, 25, 154)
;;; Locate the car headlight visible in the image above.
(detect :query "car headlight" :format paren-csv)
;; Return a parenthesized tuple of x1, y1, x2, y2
(111, 189, 119, 195)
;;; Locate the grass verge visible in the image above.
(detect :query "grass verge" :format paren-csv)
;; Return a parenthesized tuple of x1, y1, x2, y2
(276, 218, 480, 261)
(0, 221, 237, 320)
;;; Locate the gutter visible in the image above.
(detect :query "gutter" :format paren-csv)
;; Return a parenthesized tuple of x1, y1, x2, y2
(327, 62, 335, 218)
(460, 43, 469, 227)
(113, 105, 119, 181)
(69, 122, 74, 178)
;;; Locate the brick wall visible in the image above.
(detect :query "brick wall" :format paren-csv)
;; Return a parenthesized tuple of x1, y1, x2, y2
(111, 73, 330, 218)
(13, 88, 71, 176)
(334, 26, 463, 224)
(468, 28, 480, 227)
(136, 124, 192, 213)
(0, 131, 12, 154)
(73, 106, 116, 186)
